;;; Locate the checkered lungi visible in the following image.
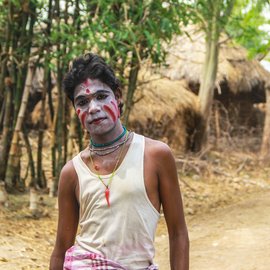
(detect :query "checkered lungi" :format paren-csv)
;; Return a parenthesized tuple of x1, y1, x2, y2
(63, 245, 158, 270)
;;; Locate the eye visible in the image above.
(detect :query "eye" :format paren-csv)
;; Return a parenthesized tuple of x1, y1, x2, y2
(96, 94, 108, 100)
(77, 99, 88, 106)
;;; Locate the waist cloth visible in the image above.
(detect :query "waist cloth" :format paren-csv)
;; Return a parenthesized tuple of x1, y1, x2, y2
(64, 245, 159, 270)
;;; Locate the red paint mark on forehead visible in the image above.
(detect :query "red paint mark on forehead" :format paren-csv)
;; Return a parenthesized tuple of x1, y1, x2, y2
(86, 88, 91, 94)
(83, 78, 91, 87)
(111, 101, 120, 118)
(104, 105, 117, 123)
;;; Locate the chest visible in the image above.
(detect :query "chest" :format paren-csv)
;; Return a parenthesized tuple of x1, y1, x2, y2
(77, 136, 160, 212)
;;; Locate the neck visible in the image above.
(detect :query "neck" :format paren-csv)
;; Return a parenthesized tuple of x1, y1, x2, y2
(90, 123, 126, 148)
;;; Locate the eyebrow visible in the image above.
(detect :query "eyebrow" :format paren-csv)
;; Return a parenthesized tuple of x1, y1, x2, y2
(74, 89, 112, 102)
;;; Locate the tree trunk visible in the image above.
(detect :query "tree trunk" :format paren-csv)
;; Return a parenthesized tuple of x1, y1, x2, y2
(49, 0, 69, 196)
(0, 82, 13, 181)
(0, 181, 8, 207)
(67, 109, 78, 161)
(13, 5, 29, 124)
(193, 6, 220, 152)
(46, 0, 54, 122)
(5, 66, 34, 191)
(0, 1, 12, 106)
(123, 51, 140, 126)
(36, 67, 48, 189)
(50, 89, 59, 197)
(22, 125, 36, 187)
(260, 87, 270, 160)
(29, 187, 38, 211)
(0, 97, 5, 131)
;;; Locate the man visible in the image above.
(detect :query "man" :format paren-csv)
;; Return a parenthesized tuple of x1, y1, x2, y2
(50, 53, 189, 270)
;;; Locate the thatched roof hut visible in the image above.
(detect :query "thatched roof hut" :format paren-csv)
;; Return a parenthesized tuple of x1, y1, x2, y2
(162, 29, 269, 104)
(129, 70, 201, 150)
(159, 29, 270, 127)
(129, 29, 270, 148)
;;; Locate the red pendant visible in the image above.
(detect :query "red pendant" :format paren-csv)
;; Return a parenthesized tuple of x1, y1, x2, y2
(105, 187, 110, 207)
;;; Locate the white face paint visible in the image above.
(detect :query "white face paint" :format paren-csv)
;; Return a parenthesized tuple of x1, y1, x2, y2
(74, 79, 121, 137)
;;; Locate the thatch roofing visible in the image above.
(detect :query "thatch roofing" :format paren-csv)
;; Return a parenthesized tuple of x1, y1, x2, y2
(129, 29, 270, 148)
(161, 28, 270, 102)
(129, 70, 201, 150)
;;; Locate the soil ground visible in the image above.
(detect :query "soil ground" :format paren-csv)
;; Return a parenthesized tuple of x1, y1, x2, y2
(0, 145, 269, 270)
(155, 190, 270, 270)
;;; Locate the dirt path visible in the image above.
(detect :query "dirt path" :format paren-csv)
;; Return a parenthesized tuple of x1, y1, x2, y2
(1, 190, 270, 269)
(155, 190, 270, 270)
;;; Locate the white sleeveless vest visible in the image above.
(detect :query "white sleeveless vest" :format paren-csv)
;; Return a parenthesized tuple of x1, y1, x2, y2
(72, 133, 160, 269)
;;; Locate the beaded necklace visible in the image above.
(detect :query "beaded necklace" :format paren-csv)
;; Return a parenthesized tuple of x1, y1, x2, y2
(89, 132, 132, 156)
(90, 126, 127, 148)
(89, 130, 129, 207)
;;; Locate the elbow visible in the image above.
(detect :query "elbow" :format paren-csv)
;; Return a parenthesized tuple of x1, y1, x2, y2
(180, 230, 189, 251)
(170, 228, 189, 251)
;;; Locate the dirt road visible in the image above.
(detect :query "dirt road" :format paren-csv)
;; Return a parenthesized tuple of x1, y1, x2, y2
(155, 190, 270, 270)
(1, 190, 270, 270)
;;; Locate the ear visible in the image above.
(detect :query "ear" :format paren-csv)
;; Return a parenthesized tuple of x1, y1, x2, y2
(114, 88, 122, 105)
(114, 88, 124, 116)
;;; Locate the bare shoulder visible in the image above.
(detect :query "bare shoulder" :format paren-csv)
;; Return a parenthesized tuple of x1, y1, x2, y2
(144, 137, 176, 174)
(145, 137, 174, 160)
(59, 159, 78, 191)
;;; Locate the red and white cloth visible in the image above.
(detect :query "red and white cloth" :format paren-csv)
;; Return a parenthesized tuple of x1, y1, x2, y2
(64, 246, 158, 270)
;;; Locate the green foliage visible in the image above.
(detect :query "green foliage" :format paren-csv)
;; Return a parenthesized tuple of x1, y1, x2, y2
(1, 0, 185, 83)
(80, 0, 184, 78)
(176, 0, 270, 58)
(226, 0, 270, 57)
(181, 0, 235, 34)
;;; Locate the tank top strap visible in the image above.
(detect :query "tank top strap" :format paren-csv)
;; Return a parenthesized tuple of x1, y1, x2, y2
(72, 153, 91, 180)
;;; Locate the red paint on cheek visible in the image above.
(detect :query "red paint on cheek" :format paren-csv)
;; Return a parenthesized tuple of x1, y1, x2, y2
(111, 101, 120, 118)
(80, 112, 87, 128)
(104, 105, 117, 122)
(76, 109, 81, 116)
(86, 88, 91, 94)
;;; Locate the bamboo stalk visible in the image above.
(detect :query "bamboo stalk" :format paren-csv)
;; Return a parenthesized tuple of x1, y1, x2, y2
(67, 109, 78, 161)
(0, 82, 13, 181)
(5, 66, 34, 191)
(37, 66, 48, 189)
(22, 125, 36, 187)
(123, 50, 140, 126)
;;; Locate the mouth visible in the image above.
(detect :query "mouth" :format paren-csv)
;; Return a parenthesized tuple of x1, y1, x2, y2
(90, 117, 106, 125)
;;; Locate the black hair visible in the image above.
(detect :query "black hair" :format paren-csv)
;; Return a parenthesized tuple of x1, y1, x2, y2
(63, 53, 123, 113)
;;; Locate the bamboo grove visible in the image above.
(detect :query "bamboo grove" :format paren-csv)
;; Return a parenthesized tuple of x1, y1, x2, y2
(0, 0, 269, 193)
(0, 0, 184, 192)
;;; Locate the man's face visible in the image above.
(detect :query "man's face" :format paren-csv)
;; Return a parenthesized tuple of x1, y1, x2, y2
(74, 78, 120, 135)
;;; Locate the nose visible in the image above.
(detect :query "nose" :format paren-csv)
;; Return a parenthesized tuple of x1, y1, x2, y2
(88, 99, 101, 114)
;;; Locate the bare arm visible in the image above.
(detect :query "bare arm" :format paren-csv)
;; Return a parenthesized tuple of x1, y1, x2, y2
(157, 143, 189, 270)
(50, 161, 80, 270)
